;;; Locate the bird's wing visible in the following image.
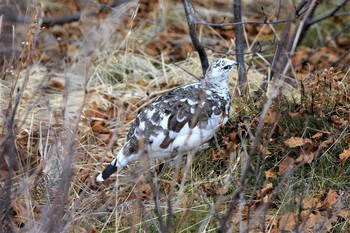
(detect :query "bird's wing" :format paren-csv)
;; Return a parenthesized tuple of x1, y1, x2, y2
(125, 83, 229, 152)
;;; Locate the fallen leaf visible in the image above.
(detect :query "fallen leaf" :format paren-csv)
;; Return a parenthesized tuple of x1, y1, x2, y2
(295, 151, 315, 164)
(229, 131, 240, 144)
(88, 228, 99, 233)
(84, 102, 108, 118)
(259, 144, 272, 156)
(202, 183, 216, 195)
(97, 133, 111, 143)
(303, 195, 319, 209)
(331, 115, 347, 126)
(127, 113, 136, 121)
(17, 130, 29, 146)
(265, 108, 279, 124)
(105, 106, 116, 118)
(288, 111, 302, 118)
(300, 210, 329, 231)
(212, 151, 221, 161)
(320, 138, 334, 148)
(203, 184, 228, 195)
(265, 214, 279, 230)
(50, 79, 65, 90)
(311, 131, 323, 140)
(231, 206, 249, 224)
(136, 79, 149, 87)
(127, 180, 153, 201)
(284, 137, 312, 148)
(319, 189, 339, 211)
(220, 29, 235, 39)
(279, 212, 297, 231)
(92, 121, 110, 133)
(216, 188, 228, 195)
(278, 156, 294, 175)
(0, 169, 9, 179)
(123, 99, 140, 111)
(265, 169, 277, 179)
(292, 50, 308, 66)
(339, 148, 350, 166)
(300, 210, 310, 222)
(337, 37, 350, 47)
(257, 182, 273, 197)
(338, 209, 350, 220)
(263, 193, 270, 203)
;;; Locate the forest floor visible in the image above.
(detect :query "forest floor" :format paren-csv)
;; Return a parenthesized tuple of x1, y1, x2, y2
(0, 0, 350, 232)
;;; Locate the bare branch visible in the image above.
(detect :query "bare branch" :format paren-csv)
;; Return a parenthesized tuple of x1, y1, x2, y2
(194, 1, 309, 27)
(331, 48, 350, 68)
(0, 4, 44, 232)
(218, 187, 244, 233)
(0, 0, 129, 27)
(270, 0, 318, 82)
(171, 62, 200, 80)
(218, 121, 252, 233)
(195, 17, 301, 27)
(297, 22, 350, 67)
(151, 182, 168, 233)
(233, 0, 247, 89)
(183, 0, 209, 75)
(202, 43, 275, 56)
(307, 0, 349, 26)
(334, 11, 350, 17)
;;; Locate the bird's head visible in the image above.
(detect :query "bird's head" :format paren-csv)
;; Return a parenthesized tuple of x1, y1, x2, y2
(204, 58, 237, 84)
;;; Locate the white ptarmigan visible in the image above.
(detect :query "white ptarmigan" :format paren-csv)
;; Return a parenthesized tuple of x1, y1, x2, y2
(96, 58, 237, 182)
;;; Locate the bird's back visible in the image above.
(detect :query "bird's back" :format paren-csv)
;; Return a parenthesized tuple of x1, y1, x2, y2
(122, 82, 230, 159)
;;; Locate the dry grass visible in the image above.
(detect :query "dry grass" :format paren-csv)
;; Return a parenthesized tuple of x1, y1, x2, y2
(1, 1, 349, 232)
(0, 5, 263, 232)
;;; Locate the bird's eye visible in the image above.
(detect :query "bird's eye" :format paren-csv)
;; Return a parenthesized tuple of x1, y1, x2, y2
(223, 65, 230, 70)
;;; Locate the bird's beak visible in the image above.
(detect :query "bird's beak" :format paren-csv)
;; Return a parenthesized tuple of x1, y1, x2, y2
(229, 61, 238, 69)
(233, 61, 238, 67)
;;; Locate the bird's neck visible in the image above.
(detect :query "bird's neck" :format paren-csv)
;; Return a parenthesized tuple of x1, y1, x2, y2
(201, 78, 229, 93)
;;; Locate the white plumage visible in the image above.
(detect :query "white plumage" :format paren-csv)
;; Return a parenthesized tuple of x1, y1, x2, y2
(97, 58, 237, 182)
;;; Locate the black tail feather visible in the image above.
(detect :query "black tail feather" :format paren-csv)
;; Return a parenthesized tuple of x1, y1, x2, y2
(101, 165, 118, 180)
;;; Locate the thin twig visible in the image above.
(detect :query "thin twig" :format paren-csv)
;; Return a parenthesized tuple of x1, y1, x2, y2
(334, 11, 350, 17)
(202, 43, 276, 56)
(218, 124, 252, 232)
(0, 0, 129, 27)
(269, 0, 316, 82)
(233, 0, 247, 89)
(195, 17, 302, 27)
(151, 181, 168, 233)
(183, 0, 209, 75)
(0, 4, 43, 233)
(281, 0, 319, 77)
(307, 0, 349, 26)
(194, 1, 310, 28)
(331, 48, 350, 67)
(297, 22, 350, 67)
(171, 63, 201, 80)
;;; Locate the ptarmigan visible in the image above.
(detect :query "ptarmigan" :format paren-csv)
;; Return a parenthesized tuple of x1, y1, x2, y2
(96, 58, 237, 182)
